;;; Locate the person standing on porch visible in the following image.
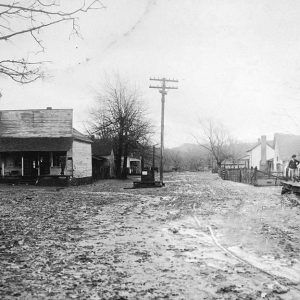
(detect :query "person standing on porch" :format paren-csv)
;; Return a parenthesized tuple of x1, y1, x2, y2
(288, 154, 299, 181)
(59, 156, 66, 175)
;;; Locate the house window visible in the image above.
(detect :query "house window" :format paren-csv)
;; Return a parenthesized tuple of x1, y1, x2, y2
(5, 153, 21, 168)
(53, 152, 67, 167)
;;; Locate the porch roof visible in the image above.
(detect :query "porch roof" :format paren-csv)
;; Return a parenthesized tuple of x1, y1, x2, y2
(73, 128, 93, 143)
(0, 137, 72, 152)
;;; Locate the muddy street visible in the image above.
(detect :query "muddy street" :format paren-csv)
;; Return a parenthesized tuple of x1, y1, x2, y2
(1, 172, 300, 299)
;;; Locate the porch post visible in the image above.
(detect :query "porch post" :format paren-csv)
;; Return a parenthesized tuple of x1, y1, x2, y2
(1, 159, 4, 178)
(37, 152, 40, 176)
(21, 155, 24, 176)
(50, 152, 53, 167)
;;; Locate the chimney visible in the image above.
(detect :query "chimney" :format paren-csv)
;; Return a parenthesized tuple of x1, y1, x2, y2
(260, 135, 267, 171)
(46, 107, 52, 110)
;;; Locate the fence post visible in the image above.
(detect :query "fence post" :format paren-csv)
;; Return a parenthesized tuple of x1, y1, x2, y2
(254, 167, 257, 185)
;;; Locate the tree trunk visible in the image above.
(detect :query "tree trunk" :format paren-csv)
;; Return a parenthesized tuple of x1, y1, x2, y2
(116, 133, 123, 179)
(122, 139, 129, 179)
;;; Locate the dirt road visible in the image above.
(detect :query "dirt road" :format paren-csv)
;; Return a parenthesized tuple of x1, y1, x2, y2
(0, 172, 300, 299)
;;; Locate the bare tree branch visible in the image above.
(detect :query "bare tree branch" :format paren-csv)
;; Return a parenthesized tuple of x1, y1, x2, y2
(0, 59, 43, 83)
(195, 119, 236, 168)
(0, 0, 105, 83)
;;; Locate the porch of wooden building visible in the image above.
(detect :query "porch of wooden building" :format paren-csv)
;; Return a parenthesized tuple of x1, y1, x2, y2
(0, 151, 71, 185)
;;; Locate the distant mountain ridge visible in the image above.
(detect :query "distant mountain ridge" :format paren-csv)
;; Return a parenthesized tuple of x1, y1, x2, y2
(168, 142, 256, 158)
(169, 143, 208, 154)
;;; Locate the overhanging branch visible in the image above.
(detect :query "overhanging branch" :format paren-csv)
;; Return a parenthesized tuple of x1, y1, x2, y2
(0, 59, 43, 83)
(0, 0, 105, 83)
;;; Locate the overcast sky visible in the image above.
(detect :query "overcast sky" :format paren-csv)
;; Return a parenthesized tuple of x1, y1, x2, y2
(1, 0, 300, 147)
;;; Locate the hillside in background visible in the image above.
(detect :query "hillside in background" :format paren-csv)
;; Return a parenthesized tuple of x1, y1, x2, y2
(163, 141, 257, 171)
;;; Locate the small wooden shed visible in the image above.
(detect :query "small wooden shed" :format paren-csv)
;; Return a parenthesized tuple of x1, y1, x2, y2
(92, 139, 115, 179)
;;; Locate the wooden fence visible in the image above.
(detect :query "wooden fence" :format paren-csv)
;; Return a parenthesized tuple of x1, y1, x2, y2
(218, 168, 284, 186)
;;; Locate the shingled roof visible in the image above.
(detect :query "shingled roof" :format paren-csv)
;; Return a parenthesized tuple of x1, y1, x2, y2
(246, 140, 274, 152)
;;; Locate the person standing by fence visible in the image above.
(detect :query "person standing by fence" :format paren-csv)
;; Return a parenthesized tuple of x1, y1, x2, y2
(288, 154, 299, 181)
(250, 167, 257, 185)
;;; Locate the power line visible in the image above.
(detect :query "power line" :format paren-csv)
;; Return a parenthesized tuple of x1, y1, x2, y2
(149, 77, 178, 185)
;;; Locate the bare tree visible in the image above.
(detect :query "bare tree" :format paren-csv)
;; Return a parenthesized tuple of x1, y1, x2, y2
(89, 77, 153, 179)
(163, 150, 183, 171)
(195, 119, 235, 168)
(0, 0, 105, 83)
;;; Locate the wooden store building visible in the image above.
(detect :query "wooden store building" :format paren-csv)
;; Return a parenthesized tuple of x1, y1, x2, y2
(0, 108, 92, 184)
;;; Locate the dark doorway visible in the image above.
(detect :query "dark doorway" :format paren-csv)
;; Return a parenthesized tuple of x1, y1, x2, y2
(23, 153, 38, 177)
(22, 152, 51, 177)
(39, 152, 51, 175)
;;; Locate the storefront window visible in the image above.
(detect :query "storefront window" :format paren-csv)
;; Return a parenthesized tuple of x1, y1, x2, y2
(53, 152, 66, 167)
(5, 153, 22, 168)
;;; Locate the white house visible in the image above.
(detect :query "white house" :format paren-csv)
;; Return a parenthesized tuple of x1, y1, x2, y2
(121, 156, 141, 175)
(247, 135, 275, 171)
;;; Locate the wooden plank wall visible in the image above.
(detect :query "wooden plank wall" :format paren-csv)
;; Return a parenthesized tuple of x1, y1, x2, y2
(72, 140, 92, 178)
(0, 109, 73, 137)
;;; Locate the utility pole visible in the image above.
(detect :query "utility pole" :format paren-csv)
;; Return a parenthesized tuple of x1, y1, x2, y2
(152, 145, 155, 171)
(149, 77, 178, 185)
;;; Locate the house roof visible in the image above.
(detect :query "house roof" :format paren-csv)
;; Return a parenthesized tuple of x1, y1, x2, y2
(221, 159, 235, 164)
(0, 128, 91, 152)
(92, 139, 114, 157)
(246, 140, 274, 152)
(0, 129, 91, 152)
(274, 133, 300, 161)
(238, 154, 250, 160)
(0, 137, 73, 152)
(72, 128, 92, 143)
(0, 109, 73, 138)
(221, 158, 246, 164)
